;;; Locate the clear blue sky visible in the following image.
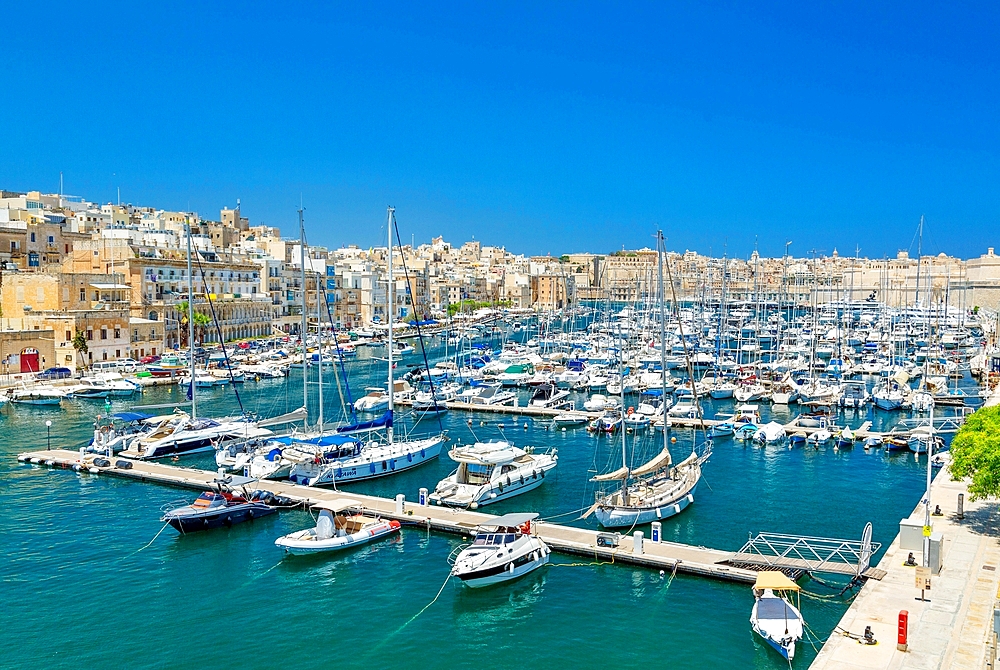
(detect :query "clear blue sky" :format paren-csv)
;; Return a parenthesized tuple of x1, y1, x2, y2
(2, 2, 998, 259)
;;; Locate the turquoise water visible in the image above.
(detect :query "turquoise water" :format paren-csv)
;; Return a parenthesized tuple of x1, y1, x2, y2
(2, 347, 954, 669)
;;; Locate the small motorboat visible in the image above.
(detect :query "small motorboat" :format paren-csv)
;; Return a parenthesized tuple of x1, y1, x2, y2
(806, 429, 831, 446)
(709, 421, 735, 439)
(623, 411, 651, 430)
(161, 475, 286, 533)
(750, 571, 804, 662)
(552, 412, 589, 426)
(789, 431, 807, 447)
(450, 512, 550, 588)
(863, 436, 883, 450)
(834, 427, 855, 449)
(753, 421, 787, 446)
(275, 500, 400, 555)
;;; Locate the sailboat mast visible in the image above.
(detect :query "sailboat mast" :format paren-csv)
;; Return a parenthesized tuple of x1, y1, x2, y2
(915, 215, 923, 309)
(657, 231, 670, 463)
(186, 222, 196, 421)
(299, 207, 308, 422)
(317, 267, 324, 431)
(386, 206, 395, 446)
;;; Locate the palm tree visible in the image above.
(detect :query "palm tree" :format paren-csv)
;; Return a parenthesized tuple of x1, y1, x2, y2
(177, 301, 212, 348)
(72, 330, 88, 370)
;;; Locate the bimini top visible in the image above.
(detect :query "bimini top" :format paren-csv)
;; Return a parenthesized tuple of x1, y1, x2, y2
(112, 411, 154, 423)
(480, 512, 538, 530)
(753, 571, 800, 592)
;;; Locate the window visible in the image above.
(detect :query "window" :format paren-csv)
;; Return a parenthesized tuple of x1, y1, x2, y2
(80, 288, 86, 301)
(151, 330, 156, 338)
(133, 329, 138, 340)
(115, 350, 120, 358)
(65, 330, 71, 341)
(86, 330, 92, 341)
(48, 236, 54, 244)
(10, 241, 16, 251)
(114, 328, 121, 339)
(29, 232, 35, 242)
(100, 328, 107, 340)
(27, 253, 39, 267)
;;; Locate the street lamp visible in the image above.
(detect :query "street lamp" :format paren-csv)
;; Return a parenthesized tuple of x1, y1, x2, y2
(45, 420, 52, 450)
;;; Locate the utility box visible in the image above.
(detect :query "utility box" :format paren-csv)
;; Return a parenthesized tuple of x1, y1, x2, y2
(928, 532, 944, 575)
(900, 518, 926, 551)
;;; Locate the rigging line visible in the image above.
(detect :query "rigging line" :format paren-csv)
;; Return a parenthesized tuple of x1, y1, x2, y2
(121, 522, 170, 560)
(319, 281, 352, 420)
(192, 253, 245, 416)
(391, 212, 444, 434)
(663, 245, 710, 454)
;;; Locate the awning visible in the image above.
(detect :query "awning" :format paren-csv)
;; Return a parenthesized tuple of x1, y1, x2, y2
(312, 499, 362, 513)
(89, 283, 132, 290)
(482, 512, 538, 529)
(753, 571, 800, 592)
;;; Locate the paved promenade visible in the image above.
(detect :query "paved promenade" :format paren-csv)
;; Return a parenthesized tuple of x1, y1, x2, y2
(810, 462, 1000, 669)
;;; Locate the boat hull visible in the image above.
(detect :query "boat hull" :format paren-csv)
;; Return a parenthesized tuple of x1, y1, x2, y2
(595, 489, 697, 528)
(164, 503, 276, 533)
(455, 550, 549, 588)
(277, 522, 400, 555)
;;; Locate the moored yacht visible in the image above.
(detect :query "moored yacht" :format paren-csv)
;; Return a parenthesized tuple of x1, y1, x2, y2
(430, 441, 557, 508)
(450, 513, 550, 587)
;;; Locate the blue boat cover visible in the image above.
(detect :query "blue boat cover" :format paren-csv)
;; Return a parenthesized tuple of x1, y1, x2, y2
(112, 411, 154, 422)
(276, 434, 361, 447)
(334, 410, 393, 434)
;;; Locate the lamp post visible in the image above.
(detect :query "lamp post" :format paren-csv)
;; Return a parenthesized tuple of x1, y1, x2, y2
(45, 420, 52, 450)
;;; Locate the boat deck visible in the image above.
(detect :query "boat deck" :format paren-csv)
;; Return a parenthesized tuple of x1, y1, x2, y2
(18, 448, 756, 584)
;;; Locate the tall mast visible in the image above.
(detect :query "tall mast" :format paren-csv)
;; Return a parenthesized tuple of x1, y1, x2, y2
(186, 222, 196, 420)
(657, 231, 670, 467)
(386, 206, 395, 447)
(915, 215, 923, 310)
(299, 206, 308, 423)
(316, 266, 324, 431)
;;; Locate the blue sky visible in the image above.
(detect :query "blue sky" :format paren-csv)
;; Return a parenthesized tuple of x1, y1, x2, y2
(2, 2, 998, 259)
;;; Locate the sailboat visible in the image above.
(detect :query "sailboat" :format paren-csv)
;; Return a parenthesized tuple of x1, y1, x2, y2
(583, 232, 705, 529)
(287, 207, 445, 487)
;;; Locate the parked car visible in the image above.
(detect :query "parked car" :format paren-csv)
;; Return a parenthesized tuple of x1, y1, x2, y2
(140, 355, 161, 364)
(37, 367, 73, 380)
(117, 358, 140, 372)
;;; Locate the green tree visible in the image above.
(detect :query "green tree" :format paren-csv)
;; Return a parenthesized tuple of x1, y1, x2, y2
(177, 301, 212, 347)
(72, 330, 88, 369)
(950, 405, 1000, 500)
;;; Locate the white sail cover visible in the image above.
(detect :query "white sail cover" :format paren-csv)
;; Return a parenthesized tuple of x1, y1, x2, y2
(257, 406, 308, 428)
(592, 465, 630, 482)
(630, 446, 673, 477)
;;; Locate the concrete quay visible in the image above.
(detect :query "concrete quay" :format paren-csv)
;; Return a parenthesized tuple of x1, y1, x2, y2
(809, 472, 1000, 670)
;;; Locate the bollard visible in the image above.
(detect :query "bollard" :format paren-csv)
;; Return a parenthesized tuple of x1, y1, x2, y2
(651, 521, 662, 543)
(958, 493, 965, 520)
(897, 610, 908, 651)
(395, 493, 405, 515)
(633, 530, 644, 556)
(419, 487, 428, 506)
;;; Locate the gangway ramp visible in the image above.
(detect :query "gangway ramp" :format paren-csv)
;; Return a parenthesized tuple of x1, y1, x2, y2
(727, 524, 885, 580)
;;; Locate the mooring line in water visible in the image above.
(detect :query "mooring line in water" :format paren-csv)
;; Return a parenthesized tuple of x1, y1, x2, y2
(121, 522, 170, 560)
(373, 570, 452, 652)
(537, 505, 591, 522)
(235, 558, 284, 590)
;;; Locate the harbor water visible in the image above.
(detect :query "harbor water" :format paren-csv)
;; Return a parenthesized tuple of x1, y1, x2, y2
(2, 340, 958, 669)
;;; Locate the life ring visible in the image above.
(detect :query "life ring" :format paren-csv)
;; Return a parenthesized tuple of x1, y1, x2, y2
(627, 407, 635, 415)
(101, 425, 111, 434)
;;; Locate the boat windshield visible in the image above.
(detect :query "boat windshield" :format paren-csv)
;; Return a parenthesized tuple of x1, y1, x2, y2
(472, 533, 516, 545)
(462, 463, 493, 486)
(192, 492, 225, 509)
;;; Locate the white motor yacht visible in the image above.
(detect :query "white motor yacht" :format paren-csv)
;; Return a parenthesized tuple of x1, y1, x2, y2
(430, 441, 557, 508)
(450, 513, 550, 588)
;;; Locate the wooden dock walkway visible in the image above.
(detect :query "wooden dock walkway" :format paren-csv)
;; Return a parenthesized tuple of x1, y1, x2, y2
(16, 448, 757, 584)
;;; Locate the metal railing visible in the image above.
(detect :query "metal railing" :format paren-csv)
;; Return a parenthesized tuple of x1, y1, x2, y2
(734, 526, 880, 578)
